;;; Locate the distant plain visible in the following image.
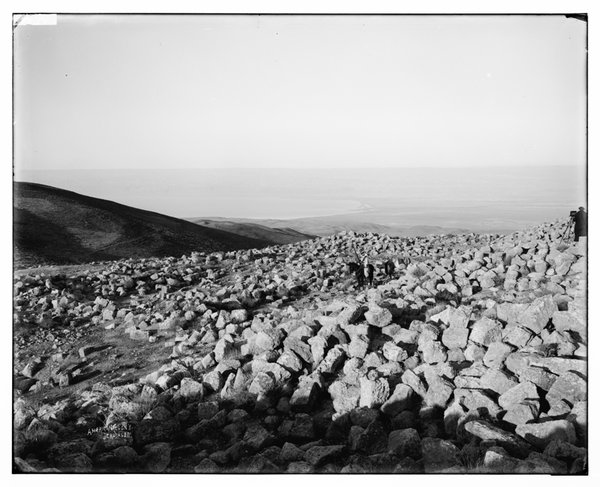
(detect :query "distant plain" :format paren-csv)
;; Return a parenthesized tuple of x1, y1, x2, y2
(16, 166, 585, 235)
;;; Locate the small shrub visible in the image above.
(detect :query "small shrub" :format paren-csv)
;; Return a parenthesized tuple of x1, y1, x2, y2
(411, 267, 427, 279)
(459, 441, 485, 470)
(492, 275, 505, 287)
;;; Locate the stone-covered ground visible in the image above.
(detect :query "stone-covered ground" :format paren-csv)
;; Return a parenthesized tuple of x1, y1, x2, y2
(13, 219, 587, 473)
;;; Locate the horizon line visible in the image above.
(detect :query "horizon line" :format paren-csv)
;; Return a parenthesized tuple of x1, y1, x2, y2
(16, 164, 585, 171)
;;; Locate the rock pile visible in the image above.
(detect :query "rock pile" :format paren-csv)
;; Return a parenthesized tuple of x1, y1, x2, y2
(13, 219, 587, 473)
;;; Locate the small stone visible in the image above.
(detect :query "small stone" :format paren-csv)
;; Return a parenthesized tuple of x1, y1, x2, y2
(552, 310, 585, 334)
(387, 428, 421, 459)
(279, 442, 305, 463)
(55, 453, 93, 473)
(464, 420, 530, 458)
(401, 369, 427, 398)
(517, 295, 557, 334)
(515, 452, 568, 474)
(305, 445, 345, 467)
(349, 407, 380, 428)
(277, 351, 303, 373)
(290, 376, 321, 412)
(441, 326, 470, 349)
(194, 458, 220, 473)
(328, 380, 360, 417)
(316, 346, 346, 374)
(287, 461, 313, 473)
(454, 389, 502, 418)
(464, 342, 486, 362)
(21, 358, 43, 378)
(382, 342, 408, 362)
(543, 439, 587, 464)
(227, 408, 249, 423)
(142, 442, 171, 473)
(517, 367, 558, 391)
(243, 423, 274, 451)
(481, 446, 519, 473)
(359, 377, 390, 408)
(365, 306, 393, 328)
(503, 401, 540, 426)
(175, 378, 204, 402)
(348, 335, 369, 359)
(248, 372, 276, 398)
(430, 306, 471, 328)
(354, 420, 387, 454)
(545, 371, 587, 409)
(424, 376, 454, 408)
(480, 369, 518, 395)
(421, 438, 461, 472)
(469, 317, 502, 346)
(483, 342, 514, 369)
(516, 420, 577, 450)
(14, 399, 35, 430)
(420, 340, 448, 364)
(285, 414, 315, 442)
(381, 383, 413, 417)
(197, 401, 219, 420)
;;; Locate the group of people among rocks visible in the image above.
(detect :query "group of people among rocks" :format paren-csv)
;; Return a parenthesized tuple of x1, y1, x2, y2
(345, 207, 588, 290)
(347, 253, 411, 289)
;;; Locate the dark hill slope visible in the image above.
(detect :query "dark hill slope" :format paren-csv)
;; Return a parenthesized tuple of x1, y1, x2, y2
(14, 182, 270, 268)
(188, 218, 315, 245)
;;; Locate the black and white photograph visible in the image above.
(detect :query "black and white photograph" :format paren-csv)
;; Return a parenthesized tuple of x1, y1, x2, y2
(10, 6, 592, 477)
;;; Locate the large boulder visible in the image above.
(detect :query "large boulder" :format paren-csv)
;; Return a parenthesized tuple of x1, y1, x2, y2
(516, 295, 557, 334)
(364, 305, 393, 328)
(469, 317, 502, 346)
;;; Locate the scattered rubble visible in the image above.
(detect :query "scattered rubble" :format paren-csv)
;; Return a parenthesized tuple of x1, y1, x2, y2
(13, 220, 587, 473)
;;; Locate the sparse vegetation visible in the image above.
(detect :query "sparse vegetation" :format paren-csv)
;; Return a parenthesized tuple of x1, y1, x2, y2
(410, 267, 427, 279)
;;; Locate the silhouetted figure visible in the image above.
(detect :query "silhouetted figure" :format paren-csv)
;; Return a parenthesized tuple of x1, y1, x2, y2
(384, 255, 412, 279)
(384, 260, 395, 278)
(573, 206, 588, 242)
(347, 261, 364, 287)
(364, 263, 375, 287)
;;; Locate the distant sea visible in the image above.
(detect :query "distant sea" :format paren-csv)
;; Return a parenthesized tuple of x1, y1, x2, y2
(15, 166, 586, 233)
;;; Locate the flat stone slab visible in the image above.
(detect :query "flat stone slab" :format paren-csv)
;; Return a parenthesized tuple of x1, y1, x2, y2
(464, 419, 530, 458)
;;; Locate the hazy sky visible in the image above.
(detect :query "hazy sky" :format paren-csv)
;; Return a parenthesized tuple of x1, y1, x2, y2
(14, 14, 586, 171)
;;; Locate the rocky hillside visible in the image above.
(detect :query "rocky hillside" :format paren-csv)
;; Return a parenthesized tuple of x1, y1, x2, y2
(13, 219, 587, 473)
(14, 182, 270, 268)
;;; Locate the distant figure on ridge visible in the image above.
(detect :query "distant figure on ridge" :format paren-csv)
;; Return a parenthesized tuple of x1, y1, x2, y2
(573, 206, 588, 242)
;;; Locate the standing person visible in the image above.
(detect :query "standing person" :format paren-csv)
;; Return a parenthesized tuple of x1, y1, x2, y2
(362, 257, 374, 287)
(574, 206, 588, 242)
(384, 259, 395, 278)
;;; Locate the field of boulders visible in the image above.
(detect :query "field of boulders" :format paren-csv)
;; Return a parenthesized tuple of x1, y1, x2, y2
(13, 219, 587, 473)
